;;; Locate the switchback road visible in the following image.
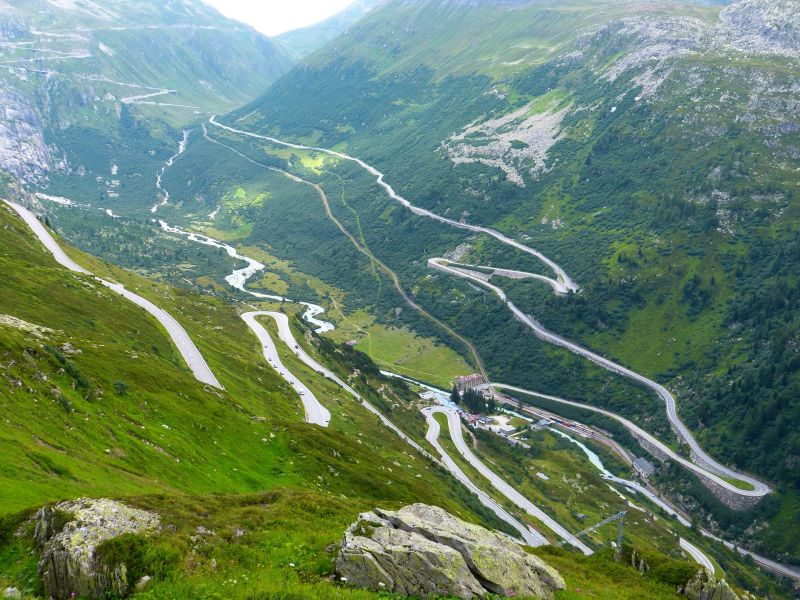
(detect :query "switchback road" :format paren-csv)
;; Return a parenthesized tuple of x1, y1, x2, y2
(428, 258, 769, 499)
(241, 311, 331, 427)
(422, 406, 549, 548)
(4, 200, 222, 389)
(208, 116, 769, 502)
(424, 405, 592, 554)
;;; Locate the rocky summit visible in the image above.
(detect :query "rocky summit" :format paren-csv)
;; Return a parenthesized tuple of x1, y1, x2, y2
(34, 499, 160, 600)
(336, 503, 565, 599)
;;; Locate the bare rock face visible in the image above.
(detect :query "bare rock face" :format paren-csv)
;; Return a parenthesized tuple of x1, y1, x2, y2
(0, 81, 51, 182)
(717, 0, 800, 57)
(34, 498, 160, 600)
(336, 503, 564, 599)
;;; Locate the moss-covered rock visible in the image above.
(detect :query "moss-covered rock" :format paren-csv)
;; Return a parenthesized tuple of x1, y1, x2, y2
(336, 503, 564, 599)
(34, 498, 159, 600)
(681, 568, 740, 600)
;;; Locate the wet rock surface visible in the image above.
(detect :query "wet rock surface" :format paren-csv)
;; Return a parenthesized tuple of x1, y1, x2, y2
(336, 503, 564, 599)
(34, 498, 160, 600)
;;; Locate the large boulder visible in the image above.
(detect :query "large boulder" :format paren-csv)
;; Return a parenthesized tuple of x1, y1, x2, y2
(336, 503, 565, 599)
(34, 498, 160, 600)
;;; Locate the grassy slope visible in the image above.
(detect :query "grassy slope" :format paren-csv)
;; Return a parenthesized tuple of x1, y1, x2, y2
(0, 203, 495, 557)
(0, 203, 727, 599)
(430, 413, 683, 554)
(303, 0, 718, 79)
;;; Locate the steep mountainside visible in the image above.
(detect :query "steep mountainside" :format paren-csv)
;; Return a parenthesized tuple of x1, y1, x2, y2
(1, 1, 797, 597)
(152, 0, 800, 563)
(0, 0, 293, 205)
(0, 197, 529, 596)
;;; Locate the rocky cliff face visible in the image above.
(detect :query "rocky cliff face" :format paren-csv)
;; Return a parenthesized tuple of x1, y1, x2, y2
(336, 503, 564, 599)
(0, 81, 50, 182)
(717, 0, 800, 56)
(34, 498, 160, 600)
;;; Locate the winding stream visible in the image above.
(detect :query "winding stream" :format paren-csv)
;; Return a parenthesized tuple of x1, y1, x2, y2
(151, 129, 189, 214)
(157, 221, 333, 333)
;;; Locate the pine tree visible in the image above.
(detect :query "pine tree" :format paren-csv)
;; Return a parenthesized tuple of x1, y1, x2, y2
(450, 384, 460, 405)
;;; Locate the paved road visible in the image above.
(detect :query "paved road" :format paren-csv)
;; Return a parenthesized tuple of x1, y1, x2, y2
(421, 407, 549, 547)
(425, 405, 592, 554)
(680, 538, 716, 573)
(502, 391, 800, 582)
(699, 530, 800, 581)
(4, 200, 223, 389)
(209, 115, 579, 294)
(491, 381, 767, 499)
(241, 312, 331, 427)
(251, 310, 434, 456)
(429, 258, 769, 499)
(545, 426, 692, 527)
(210, 116, 768, 499)
(437, 259, 569, 295)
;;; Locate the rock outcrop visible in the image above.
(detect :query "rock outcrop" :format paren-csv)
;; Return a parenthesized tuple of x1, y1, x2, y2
(34, 498, 160, 600)
(336, 503, 564, 599)
(0, 82, 51, 182)
(681, 569, 740, 600)
(717, 0, 800, 57)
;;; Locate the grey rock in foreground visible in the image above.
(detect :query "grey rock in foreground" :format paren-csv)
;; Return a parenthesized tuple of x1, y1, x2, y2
(336, 503, 564, 599)
(682, 568, 742, 600)
(34, 498, 160, 600)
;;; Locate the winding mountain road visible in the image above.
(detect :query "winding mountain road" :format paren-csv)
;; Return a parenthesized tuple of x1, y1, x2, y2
(545, 426, 692, 527)
(209, 115, 578, 293)
(208, 116, 769, 502)
(243, 307, 576, 551)
(242, 308, 431, 455)
(422, 406, 549, 547)
(4, 199, 222, 389)
(434, 258, 568, 295)
(428, 259, 769, 498)
(489, 382, 766, 498)
(424, 405, 592, 554)
(241, 311, 331, 427)
(680, 538, 715, 573)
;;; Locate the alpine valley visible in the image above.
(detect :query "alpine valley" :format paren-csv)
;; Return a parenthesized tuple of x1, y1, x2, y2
(1, 0, 799, 599)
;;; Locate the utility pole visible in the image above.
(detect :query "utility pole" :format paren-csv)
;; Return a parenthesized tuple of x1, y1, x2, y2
(560, 510, 627, 549)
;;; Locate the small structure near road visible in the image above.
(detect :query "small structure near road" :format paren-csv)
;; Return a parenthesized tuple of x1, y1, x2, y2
(634, 457, 656, 478)
(464, 414, 481, 426)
